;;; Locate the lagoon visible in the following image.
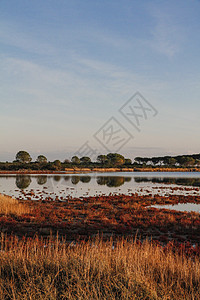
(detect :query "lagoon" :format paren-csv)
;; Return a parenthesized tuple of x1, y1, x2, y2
(0, 172, 200, 201)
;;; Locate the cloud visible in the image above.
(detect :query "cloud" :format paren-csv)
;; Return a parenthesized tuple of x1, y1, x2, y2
(147, 8, 185, 58)
(0, 53, 165, 110)
(0, 20, 55, 56)
(75, 55, 167, 92)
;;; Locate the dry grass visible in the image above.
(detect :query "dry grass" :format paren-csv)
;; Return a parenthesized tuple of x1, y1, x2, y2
(0, 194, 30, 216)
(0, 235, 199, 299)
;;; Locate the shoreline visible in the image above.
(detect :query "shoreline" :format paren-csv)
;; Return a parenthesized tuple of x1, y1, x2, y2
(0, 167, 200, 174)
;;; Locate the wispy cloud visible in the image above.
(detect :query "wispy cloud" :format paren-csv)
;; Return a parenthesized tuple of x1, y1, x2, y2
(0, 20, 55, 56)
(0, 54, 165, 109)
(147, 8, 185, 58)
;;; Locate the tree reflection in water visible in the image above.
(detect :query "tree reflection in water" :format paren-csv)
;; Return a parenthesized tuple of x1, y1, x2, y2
(36, 176, 47, 185)
(97, 176, 131, 187)
(80, 176, 91, 183)
(12, 174, 200, 191)
(16, 175, 31, 189)
(71, 176, 80, 185)
(134, 177, 200, 187)
(53, 176, 61, 182)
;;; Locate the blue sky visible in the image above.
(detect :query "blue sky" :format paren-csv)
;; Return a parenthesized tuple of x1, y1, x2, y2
(0, 0, 200, 161)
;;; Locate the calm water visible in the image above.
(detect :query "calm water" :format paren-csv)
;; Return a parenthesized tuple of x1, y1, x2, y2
(0, 172, 200, 203)
(151, 203, 200, 213)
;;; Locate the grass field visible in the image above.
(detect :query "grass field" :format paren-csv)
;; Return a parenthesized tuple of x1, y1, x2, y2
(0, 234, 199, 299)
(0, 193, 200, 299)
(0, 194, 30, 216)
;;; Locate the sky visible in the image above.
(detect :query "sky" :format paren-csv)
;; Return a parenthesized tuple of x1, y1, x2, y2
(0, 0, 200, 162)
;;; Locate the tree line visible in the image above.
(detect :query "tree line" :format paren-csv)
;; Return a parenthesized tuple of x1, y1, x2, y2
(0, 151, 132, 171)
(134, 154, 200, 167)
(0, 150, 200, 171)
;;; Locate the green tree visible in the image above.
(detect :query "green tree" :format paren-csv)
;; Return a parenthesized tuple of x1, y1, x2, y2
(71, 156, 80, 164)
(16, 151, 32, 163)
(168, 158, 177, 166)
(196, 160, 200, 167)
(180, 156, 195, 167)
(107, 153, 125, 166)
(63, 159, 70, 164)
(36, 155, 47, 164)
(185, 157, 195, 167)
(80, 156, 91, 164)
(97, 155, 108, 165)
(124, 158, 132, 165)
(53, 160, 61, 170)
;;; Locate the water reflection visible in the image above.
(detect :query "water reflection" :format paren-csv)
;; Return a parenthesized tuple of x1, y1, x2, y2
(97, 176, 129, 187)
(151, 203, 200, 213)
(53, 175, 61, 182)
(135, 177, 200, 187)
(16, 175, 32, 189)
(8, 174, 200, 190)
(71, 176, 80, 185)
(37, 176, 47, 185)
(80, 176, 91, 183)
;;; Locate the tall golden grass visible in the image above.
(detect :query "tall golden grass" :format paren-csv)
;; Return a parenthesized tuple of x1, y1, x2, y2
(0, 194, 30, 216)
(0, 235, 199, 299)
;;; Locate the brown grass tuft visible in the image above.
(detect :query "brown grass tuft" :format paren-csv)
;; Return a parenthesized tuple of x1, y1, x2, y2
(0, 194, 30, 216)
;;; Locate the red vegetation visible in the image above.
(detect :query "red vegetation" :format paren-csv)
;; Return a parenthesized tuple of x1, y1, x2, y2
(0, 191, 200, 246)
